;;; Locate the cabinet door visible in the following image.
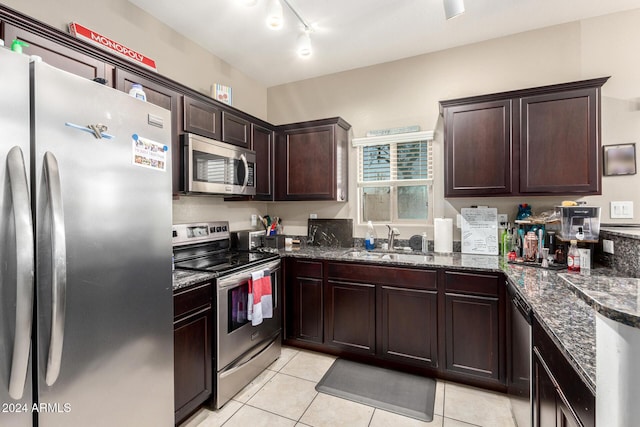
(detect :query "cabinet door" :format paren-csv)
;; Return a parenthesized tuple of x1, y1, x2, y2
(379, 286, 438, 367)
(444, 100, 513, 197)
(325, 280, 376, 354)
(2, 22, 113, 84)
(115, 69, 181, 193)
(222, 111, 251, 148)
(533, 351, 558, 427)
(520, 88, 600, 195)
(174, 307, 212, 424)
(276, 125, 337, 200)
(292, 277, 324, 343)
(183, 95, 222, 140)
(252, 124, 274, 200)
(445, 293, 501, 381)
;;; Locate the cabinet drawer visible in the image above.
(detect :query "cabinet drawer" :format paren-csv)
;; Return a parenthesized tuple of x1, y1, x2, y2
(328, 262, 437, 290)
(294, 260, 323, 279)
(174, 282, 213, 319)
(444, 271, 500, 297)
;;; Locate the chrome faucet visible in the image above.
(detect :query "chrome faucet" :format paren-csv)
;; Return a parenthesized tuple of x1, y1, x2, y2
(386, 225, 400, 250)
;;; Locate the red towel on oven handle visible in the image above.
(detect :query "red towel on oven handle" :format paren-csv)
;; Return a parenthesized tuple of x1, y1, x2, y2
(248, 269, 272, 326)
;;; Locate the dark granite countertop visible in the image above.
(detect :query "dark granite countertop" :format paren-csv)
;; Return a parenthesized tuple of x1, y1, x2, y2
(601, 226, 640, 240)
(558, 273, 640, 329)
(172, 270, 217, 291)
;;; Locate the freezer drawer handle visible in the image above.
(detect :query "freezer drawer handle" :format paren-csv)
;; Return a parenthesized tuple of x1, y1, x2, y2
(6, 146, 34, 400)
(43, 152, 67, 387)
(64, 122, 115, 139)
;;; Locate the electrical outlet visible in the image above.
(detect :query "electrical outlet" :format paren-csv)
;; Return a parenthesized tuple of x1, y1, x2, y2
(611, 201, 634, 219)
(456, 214, 462, 228)
(310, 213, 318, 219)
(603, 239, 614, 254)
(250, 214, 257, 226)
(498, 214, 508, 227)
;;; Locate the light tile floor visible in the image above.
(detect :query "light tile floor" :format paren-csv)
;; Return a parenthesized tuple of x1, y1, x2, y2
(180, 346, 517, 427)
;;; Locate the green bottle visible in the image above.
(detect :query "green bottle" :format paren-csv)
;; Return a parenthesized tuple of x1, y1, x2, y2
(11, 40, 29, 53)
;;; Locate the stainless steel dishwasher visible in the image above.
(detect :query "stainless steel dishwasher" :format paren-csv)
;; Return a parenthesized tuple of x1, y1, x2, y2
(507, 279, 533, 427)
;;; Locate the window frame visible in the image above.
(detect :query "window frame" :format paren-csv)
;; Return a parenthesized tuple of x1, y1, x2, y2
(353, 131, 434, 226)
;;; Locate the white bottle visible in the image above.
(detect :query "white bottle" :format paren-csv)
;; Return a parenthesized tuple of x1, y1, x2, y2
(128, 83, 147, 101)
(421, 232, 428, 254)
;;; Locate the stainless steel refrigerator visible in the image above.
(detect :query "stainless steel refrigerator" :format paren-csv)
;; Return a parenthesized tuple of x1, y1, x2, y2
(0, 48, 174, 426)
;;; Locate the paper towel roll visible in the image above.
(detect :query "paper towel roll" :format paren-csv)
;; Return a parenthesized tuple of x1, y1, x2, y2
(434, 218, 453, 253)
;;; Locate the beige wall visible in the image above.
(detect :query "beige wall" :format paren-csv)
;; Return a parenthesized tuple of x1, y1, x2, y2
(267, 10, 640, 240)
(1, 0, 268, 120)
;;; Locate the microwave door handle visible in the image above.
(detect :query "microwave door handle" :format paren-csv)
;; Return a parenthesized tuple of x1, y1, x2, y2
(240, 153, 249, 193)
(42, 152, 67, 387)
(6, 146, 34, 400)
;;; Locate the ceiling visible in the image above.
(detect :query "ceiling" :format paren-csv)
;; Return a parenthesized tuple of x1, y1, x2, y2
(128, 0, 640, 87)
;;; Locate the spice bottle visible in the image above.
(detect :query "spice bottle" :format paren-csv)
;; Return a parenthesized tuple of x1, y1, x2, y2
(567, 240, 581, 272)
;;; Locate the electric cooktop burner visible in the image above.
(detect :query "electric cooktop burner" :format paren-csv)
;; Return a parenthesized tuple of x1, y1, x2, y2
(172, 221, 279, 276)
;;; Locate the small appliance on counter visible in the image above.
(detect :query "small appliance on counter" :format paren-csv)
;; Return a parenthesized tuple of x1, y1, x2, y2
(556, 206, 601, 241)
(232, 229, 266, 251)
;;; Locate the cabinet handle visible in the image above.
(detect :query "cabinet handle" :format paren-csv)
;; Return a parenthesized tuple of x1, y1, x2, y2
(240, 153, 249, 193)
(6, 146, 34, 400)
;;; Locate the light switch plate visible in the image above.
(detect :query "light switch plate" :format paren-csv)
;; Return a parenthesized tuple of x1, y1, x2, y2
(611, 201, 634, 219)
(309, 213, 318, 219)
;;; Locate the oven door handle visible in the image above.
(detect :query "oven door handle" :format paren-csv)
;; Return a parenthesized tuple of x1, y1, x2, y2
(217, 260, 281, 289)
(219, 335, 279, 380)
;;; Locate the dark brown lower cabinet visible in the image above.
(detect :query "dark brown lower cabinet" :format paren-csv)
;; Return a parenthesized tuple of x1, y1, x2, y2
(379, 285, 438, 367)
(288, 259, 325, 344)
(444, 293, 500, 380)
(325, 280, 376, 354)
(532, 318, 595, 427)
(443, 271, 505, 386)
(173, 283, 213, 425)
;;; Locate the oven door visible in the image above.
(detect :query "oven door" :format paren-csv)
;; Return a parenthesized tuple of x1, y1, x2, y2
(182, 133, 256, 195)
(216, 259, 281, 369)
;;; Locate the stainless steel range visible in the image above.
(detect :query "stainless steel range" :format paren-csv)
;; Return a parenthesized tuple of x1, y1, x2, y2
(172, 221, 282, 409)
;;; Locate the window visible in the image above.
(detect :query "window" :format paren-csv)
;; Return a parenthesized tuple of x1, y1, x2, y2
(353, 131, 434, 224)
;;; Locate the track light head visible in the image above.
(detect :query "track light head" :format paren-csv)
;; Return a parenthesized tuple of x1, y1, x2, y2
(266, 0, 284, 30)
(444, 0, 465, 20)
(297, 31, 312, 58)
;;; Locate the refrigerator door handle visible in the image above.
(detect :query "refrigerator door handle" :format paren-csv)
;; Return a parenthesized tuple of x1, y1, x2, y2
(42, 151, 67, 387)
(6, 146, 34, 400)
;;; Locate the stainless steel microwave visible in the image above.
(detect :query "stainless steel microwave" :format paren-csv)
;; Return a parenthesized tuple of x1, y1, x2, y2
(181, 133, 256, 196)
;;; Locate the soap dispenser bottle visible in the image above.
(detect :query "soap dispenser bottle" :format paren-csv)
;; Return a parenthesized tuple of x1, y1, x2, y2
(365, 221, 375, 250)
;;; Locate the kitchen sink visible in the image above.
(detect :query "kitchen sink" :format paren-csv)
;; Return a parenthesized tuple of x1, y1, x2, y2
(343, 250, 434, 263)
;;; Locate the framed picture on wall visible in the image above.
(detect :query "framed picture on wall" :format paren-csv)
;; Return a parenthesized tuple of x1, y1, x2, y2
(603, 143, 636, 176)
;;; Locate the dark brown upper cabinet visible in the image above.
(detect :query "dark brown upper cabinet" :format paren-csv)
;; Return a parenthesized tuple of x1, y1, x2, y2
(275, 117, 350, 201)
(443, 100, 514, 196)
(2, 22, 114, 84)
(252, 123, 275, 200)
(222, 111, 251, 148)
(183, 95, 222, 141)
(440, 77, 609, 197)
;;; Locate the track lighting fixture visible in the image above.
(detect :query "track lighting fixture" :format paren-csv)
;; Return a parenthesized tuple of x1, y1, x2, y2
(297, 30, 312, 58)
(443, 0, 465, 20)
(266, 0, 284, 30)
